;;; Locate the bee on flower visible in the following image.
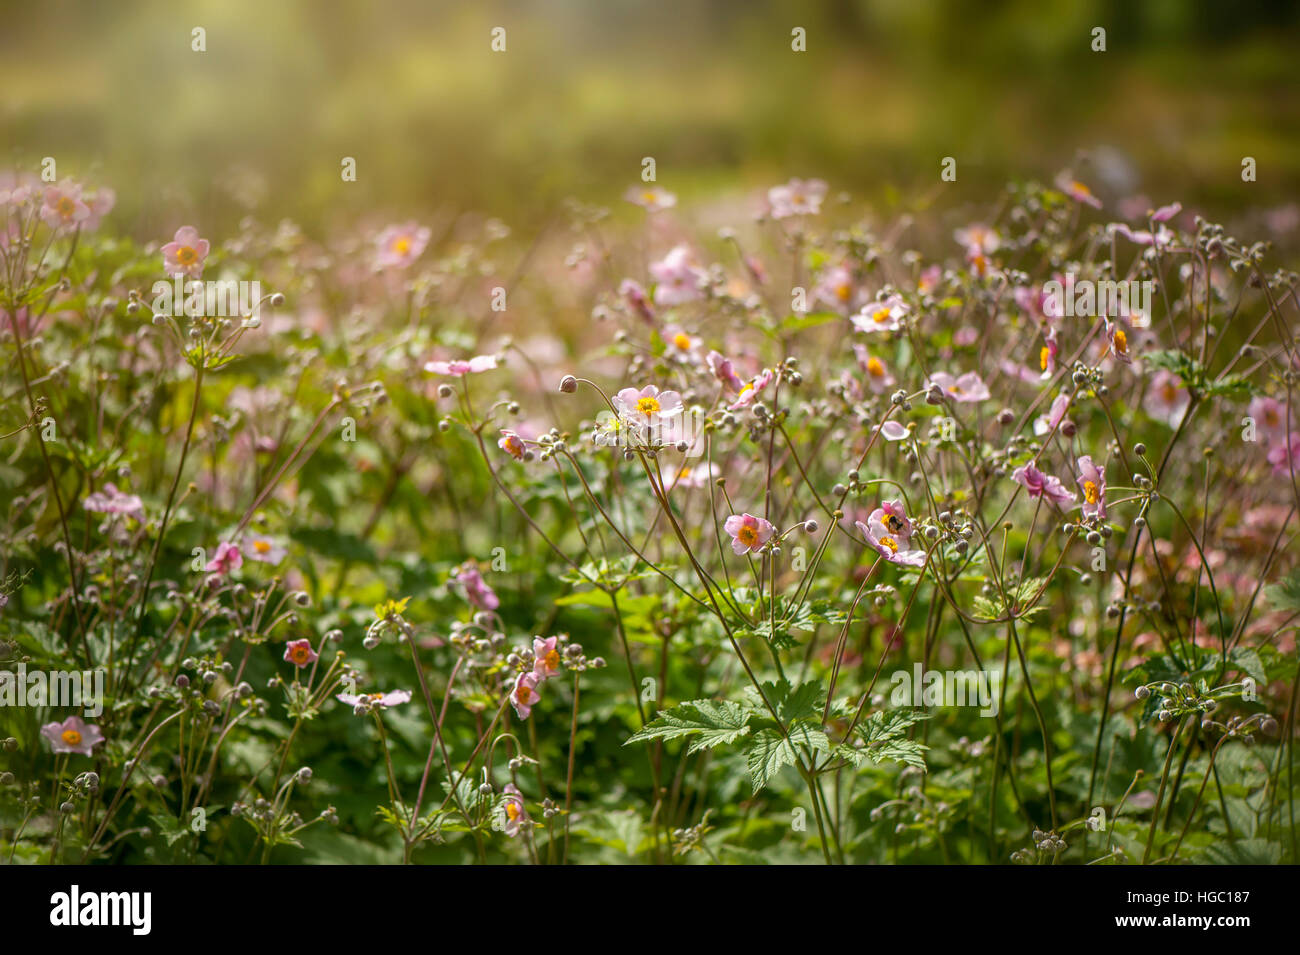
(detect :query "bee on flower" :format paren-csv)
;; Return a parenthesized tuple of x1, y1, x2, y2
(856, 500, 927, 567)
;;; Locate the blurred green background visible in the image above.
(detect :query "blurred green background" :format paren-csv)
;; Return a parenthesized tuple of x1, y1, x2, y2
(2, 0, 1298, 233)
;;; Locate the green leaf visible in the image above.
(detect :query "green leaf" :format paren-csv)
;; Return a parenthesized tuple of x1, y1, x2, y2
(743, 679, 824, 725)
(745, 728, 799, 791)
(853, 709, 930, 771)
(1266, 568, 1300, 614)
(744, 725, 829, 792)
(1227, 647, 1267, 686)
(624, 700, 752, 753)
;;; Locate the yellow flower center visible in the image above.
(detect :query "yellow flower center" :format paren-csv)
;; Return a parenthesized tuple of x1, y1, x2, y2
(879, 536, 899, 553)
(57, 196, 76, 217)
(544, 649, 559, 670)
(1071, 181, 1091, 196)
(835, 283, 851, 302)
(642, 191, 658, 204)
(1113, 329, 1127, 354)
(1083, 480, 1099, 505)
(514, 684, 531, 704)
(1162, 383, 1178, 403)
(866, 357, 884, 377)
(872, 307, 891, 324)
(1040, 346, 1050, 371)
(506, 801, 521, 821)
(392, 237, 411, 255)
(176, 246, 197, 265)
(885, 514, 905, 534)
(291, 646, 310, 663)
(737, 525, 759, 547)
(254, 540, 271, 554)
(948, 384, 963, 395)
(672, 333, 692, 351)
(635, 396, 661, 417)
(62, 729, 82, 745)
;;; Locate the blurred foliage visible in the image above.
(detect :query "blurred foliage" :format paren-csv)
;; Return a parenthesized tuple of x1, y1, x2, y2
(2, 0, 1299, 236)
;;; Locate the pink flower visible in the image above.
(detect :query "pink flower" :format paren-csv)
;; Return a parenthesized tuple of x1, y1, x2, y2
(649, 245, 706, 306)
(1034, 392, 1072, 437)
(876, 420, 909, 442)
(614, 385, 684, 425)
(425, 355, 498, 376)
(813, 264, 861, 314)
(1111, 222, 1173, 249)
(955, 225, 1001, 276)
(853, 345, 896, 393)
(954, 224, 1001, 256)
(0, 170, 38, 207)
(501, 783, 530, 837)
(83, 483, 144, 521)
(1076, 456, 1107, 520)
(927, 371, 991, 403)
(728, 369, 773, 411)
(498, 430, 527, 460)
(40, 184, 90, 229)
(851, 295, 908, 333)
(337, 689, 412, 713)
(245, 535, 287, 565)
(374, 223, 431, 269)
(453, 561, 499, 611)
(619, 279, 656, 324)
(1056, 172, 1103, 209)
(723, 513, 774, 555)
(917, 264, 942, 296)
(41, 715, 105, 756)
(1150, 201, 1182, 223)
(283, 638, 318, 668)
(1038, 329, 1060, 379)
(1143, 370, 1190, 427)
(624, 185, 676, 211)
(1248, 396, 1289, 442)
(662, 324, 701, 357)
(82, 187, 115, 232)
(205, 540, 243, 576)
(532, 636, 561, 681)
(707, 351, 745, 393)
(1105, 319, 1133, 364)
(667, 460, 718, 490)
(161, 226, 210, 279)
(1267, 432, 1300, 477)
(767, 178, 827, 219)
(1011, 464, 1077, 507)
(510, 672, 542, 719)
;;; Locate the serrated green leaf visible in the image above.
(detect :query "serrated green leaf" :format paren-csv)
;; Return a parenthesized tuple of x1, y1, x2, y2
(625, 700, 752, 753)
